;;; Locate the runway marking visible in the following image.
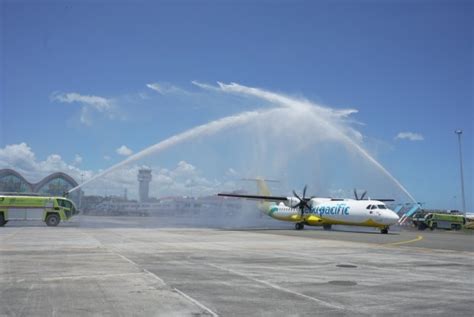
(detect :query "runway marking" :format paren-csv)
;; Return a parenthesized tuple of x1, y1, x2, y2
(16, 272, 146, 282)
(74, 229, 166, 285)
(208, 263, 347, 312)
(173, 288, 219, 317)
(110, 251, 167, 284)
(109, 249, 219, 316)
(382, 235, 423, 246)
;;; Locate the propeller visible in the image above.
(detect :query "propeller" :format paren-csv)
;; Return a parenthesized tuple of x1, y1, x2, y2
(293, 185, 311, 219)
(353, 189, 367, 200)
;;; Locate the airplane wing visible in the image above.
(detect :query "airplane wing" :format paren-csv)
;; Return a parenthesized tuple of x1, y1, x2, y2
(373, 199, 395, 202)
(218, 193, 288, 202)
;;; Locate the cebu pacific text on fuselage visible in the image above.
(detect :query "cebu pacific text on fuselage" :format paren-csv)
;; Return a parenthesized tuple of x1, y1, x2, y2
(311, 204, 350, 216)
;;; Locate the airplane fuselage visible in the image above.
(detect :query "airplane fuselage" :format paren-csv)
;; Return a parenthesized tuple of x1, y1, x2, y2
(265, 198, 399, 229)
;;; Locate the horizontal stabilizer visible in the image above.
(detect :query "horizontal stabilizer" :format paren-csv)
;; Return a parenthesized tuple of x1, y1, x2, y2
(241, 178, 279, 183)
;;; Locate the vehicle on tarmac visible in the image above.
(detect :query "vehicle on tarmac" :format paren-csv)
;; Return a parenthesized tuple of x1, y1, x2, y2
(218, 179, 399, 234)
(464, 214, 474, 229)
(413, 212, 466, 231)
(0, 194, 79, 227)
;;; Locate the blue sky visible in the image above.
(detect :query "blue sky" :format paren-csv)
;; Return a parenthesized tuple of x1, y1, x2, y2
(1, 0, 472, 210)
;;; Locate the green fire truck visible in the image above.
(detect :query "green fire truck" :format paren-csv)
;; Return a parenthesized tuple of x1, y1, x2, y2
(0, 194, 79, 227)
(413, 212, 466, 231)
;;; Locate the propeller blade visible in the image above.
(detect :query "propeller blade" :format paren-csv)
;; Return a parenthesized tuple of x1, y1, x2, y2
(353, 189, 359, 200)
(360, 191, 367, 200)
(292, 186, 313, 220)
(292, 190, 301, 201)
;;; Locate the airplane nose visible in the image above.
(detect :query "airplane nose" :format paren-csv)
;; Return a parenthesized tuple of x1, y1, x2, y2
(389, 210, 400, 222)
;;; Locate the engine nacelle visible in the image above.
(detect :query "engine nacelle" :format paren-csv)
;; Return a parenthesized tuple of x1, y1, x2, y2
(286, 197, 301, 208)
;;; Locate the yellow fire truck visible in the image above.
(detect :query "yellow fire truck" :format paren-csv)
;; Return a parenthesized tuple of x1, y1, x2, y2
(0, 194, 78, 227)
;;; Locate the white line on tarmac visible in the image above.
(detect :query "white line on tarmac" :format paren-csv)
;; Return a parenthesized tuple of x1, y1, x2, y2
(110, 250, 218, 316)
(0, 273, 145, 283)
(173, 288, 219, 317)
(77, 227, 168, 284)
(111, 252, 167, 284)
(208, 263, 348, 312)
(40, 272, 145, 282)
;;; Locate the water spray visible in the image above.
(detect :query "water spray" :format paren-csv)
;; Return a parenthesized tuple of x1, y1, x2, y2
(207, 82, 417, 203)
(68, 109, 271, 194)
(70, 81, 417, 206)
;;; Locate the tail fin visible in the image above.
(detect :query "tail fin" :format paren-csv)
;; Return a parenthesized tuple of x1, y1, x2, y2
(256, 179, 272, 196)
(242, 178, 278, 213)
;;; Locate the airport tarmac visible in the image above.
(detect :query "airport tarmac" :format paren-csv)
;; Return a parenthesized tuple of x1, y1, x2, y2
(1, 216, 473, 316)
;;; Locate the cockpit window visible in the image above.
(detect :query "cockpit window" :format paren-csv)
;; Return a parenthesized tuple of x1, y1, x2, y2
(371, 205, 377, 210)
(366, 205, 372, 209)
(377, 205, 386, 209)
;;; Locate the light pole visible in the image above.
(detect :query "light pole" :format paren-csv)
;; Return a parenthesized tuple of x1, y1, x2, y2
(454, 130, 466, 214)
(79, 173, 84, 208)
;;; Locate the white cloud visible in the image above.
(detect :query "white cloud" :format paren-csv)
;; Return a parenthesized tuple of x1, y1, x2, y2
(191, 81, 219, 91)
(395, 132, 424, 141)
(73, 154, 83, 165)
(226, 168, 238, 177)
(51, 91, 115, 125)
(116, 145, 133, 156)
(148, 161, 218, 196)
(174, 160, 196, 174)
(0, 143, 37, 172)
(52, 92, 111, 111)
(146, 83, 165, 94)
(103, 155, 111, 161)
(138, 92, 149, 100)
(0, 143, 225, 199)
(0, 143, 94, 184)
(146, 83, 188, 95)
(91, 160, 221, 198)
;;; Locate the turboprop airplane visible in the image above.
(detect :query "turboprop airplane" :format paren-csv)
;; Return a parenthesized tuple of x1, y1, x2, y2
(218, 179, 399, 234)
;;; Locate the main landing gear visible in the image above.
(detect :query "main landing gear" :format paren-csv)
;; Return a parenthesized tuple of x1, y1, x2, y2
(380, 227, 389, 234)
(295, 223, 305, 230)
(323, 224, 332, 231)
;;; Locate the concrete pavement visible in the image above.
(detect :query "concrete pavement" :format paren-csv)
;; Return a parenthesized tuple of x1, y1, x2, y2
(1, 217, 473, 316)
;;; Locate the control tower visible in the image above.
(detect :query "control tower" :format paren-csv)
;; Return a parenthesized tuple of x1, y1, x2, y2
(137, 168, 152, 202)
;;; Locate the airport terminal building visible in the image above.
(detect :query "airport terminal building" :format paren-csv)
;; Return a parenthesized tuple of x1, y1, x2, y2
(0, 169, 78, 196)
